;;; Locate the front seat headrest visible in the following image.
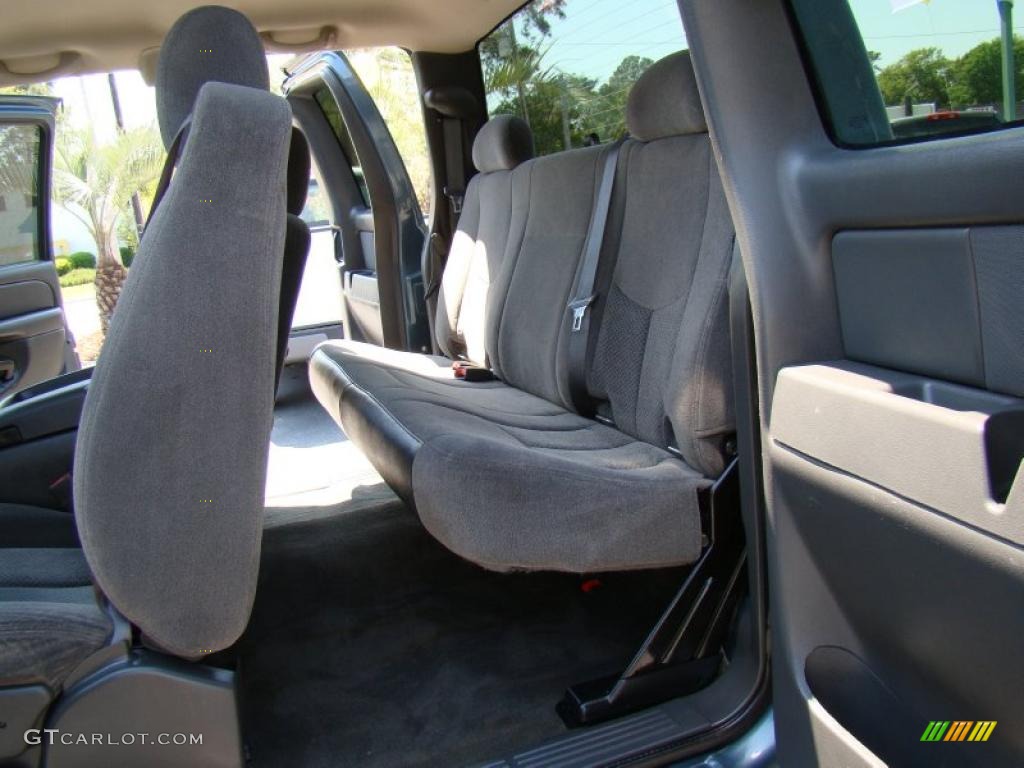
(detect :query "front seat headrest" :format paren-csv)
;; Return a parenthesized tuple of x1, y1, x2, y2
(625, 51, 707, 142)
(156, 5, 269, 148)
(471, 115, 534, 173)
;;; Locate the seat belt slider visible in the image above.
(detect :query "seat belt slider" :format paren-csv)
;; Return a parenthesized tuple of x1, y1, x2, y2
(444, 187, 464, 214)
(569, 295, 596, 332)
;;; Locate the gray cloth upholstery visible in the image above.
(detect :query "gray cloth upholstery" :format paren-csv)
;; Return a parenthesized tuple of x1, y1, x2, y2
(588, 132, 735, 476)
(434, 168, 518, 364)
(312, 341, 706, 571)
(0, 590, 111, 689)
(0, 503, 78, 548)
(434, 116, 534, 364)
(625, 51, 707, 141)
(471, 115, 535, 173)
(0, 548, 91, 588)
(156, 5, 269, 147)
(74, 82, 291, 657)
(488, 144, 606, 408)
(309, 52, 733, 572)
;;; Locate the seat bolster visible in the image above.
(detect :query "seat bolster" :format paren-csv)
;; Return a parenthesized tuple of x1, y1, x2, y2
(411, 432, 706, 573)
(310, 345, 421, 506)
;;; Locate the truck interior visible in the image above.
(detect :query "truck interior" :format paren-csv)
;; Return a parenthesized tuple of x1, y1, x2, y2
(0, 1, 1021, 767)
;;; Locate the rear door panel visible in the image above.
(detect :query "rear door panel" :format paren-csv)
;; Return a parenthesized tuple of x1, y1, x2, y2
(0, 97, 74, 398)
(683, 0, 1024, 765)
(285, 53, 428, 353)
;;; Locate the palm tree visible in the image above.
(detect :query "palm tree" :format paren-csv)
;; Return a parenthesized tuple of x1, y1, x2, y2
(53, 124, 163, 334)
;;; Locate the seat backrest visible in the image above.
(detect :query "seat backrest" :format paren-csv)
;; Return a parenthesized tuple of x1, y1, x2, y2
(587, 52, 735, 476)
(154, 5, 311, 388)
(73, 81, 292, 658)
(487, 143, 608, 408)
(434, 115, 533, 365)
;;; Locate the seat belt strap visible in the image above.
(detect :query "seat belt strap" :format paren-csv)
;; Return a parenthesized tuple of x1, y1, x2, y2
(145, 118, 191, 230)
(566, 139, 623, 414)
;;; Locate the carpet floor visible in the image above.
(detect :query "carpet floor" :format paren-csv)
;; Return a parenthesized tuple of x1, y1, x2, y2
(238, 500, 685, 767)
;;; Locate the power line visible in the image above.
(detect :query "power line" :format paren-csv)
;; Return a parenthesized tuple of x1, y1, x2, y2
(862, 26, 1024, 40)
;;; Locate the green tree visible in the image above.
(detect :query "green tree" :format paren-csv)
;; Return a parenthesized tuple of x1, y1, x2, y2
(876, 47, 952, 108)
(948, 36, 1024, 109)
(494, 71, 598, 155)
(54, 124, 163, 333)
(580, 55, 655, 142)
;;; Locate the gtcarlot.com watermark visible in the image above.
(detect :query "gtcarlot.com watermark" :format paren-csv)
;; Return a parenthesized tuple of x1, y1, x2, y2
(24, 730, 202, 747)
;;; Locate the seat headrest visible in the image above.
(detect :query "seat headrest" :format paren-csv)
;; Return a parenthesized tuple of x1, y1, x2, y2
(625, 51, 707, 142)
(156, 6, 269, 148)
(472, 115, 534, 173)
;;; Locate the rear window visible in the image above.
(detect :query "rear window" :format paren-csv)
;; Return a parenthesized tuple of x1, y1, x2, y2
(790, 0, 1024, 146)
(480, 0, 687, 156)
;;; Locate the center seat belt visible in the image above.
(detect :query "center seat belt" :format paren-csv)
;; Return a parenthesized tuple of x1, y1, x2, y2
(565, 138, 624, 414)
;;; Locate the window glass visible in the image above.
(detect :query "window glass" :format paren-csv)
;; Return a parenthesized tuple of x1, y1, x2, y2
(314, 86, 371, 206)
(480, 0, 687, 156)
(347, 48, 432, 215)
(0, 124, 42, 265)
(792, 0, 1023, 145)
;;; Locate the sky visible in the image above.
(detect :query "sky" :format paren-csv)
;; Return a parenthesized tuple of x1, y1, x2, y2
(49, 0, 1024, 141)
(52, 54, 293, 143)
(521, 0, 1021, 86)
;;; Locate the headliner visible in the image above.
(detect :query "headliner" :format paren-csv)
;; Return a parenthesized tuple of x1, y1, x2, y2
(0, 0, 523, 85)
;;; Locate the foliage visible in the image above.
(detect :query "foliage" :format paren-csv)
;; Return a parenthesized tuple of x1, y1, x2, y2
(0, 82, 55, 97)
(58, 267, 96, 287)
(54, 257, 72, 276)
(67, 251, 96, 269)
(347, 47, 433, 213)
(876, 47, 951, 108)
(120, 246, 135, 268)
(948, 36, 1024, 108)
(481, 2, 660, 155)
(53, 123, 163, 270)
(876, 37, 1024, 111)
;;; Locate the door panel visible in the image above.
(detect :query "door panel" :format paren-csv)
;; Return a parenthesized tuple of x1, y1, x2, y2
(285, 53, 428, 353)
(0, 262, 66, 398)
(682, 0, 1024, 766)
(0, 98, 73, 397)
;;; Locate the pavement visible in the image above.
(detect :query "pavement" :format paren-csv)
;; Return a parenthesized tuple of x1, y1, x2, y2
(63, 289, 101, 340)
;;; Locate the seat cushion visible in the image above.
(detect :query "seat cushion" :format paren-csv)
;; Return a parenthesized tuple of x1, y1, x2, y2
(0, 548, 92, 588)
(0, 585, 111, 689)
(0, 503, 79, 548)
(311, 340, 708, 572)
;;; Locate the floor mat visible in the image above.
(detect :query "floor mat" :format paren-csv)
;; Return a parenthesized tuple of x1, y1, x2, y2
(239, 502, 685, 768)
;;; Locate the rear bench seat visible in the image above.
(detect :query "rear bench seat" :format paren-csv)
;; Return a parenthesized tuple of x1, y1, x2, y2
(310, 52, 735, 572)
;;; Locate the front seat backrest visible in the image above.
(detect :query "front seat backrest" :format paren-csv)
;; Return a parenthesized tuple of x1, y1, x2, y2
(73, 82, 292, 658)
(154, 5, 311, 390)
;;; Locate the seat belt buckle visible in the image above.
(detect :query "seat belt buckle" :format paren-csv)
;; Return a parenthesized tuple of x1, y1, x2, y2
(452, 361, 495, 382)
(568, 295, 596, 332)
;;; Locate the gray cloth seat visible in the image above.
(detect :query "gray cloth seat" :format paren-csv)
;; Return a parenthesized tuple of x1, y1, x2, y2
(310, 51, 735, 573)
(0, 502, 79, 548)
(0, 584, 111, 690)
(0, 548, 92, 588)
(0, 3, 291, 710)
(312, 340, 705, 571)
